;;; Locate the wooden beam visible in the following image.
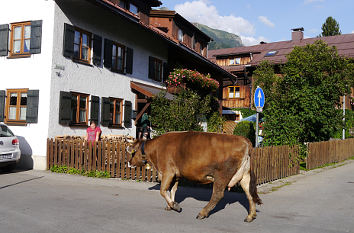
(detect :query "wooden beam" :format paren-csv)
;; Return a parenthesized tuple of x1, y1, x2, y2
(131, 82, 153, 98)
(137, 99, 148, 103)
(134, 102, 151, 124)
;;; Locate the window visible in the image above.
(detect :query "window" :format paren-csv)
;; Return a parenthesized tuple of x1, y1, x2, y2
(110, 98, 123, 126)
(129, 3, 138, 15)
(5, 89, 28, 124)
(10, 22, 31, 56)
(265, 50, 278, 57)
(112, 42, 125, 72)
(73, 28, 91, 63)
(228, 86, 240, 99)
(71, 93, 89, 125)
(229, 57, 241, 65)
(119, 0, 126, 8)
(178, 29, 184, 42)
(149, 57, 163, 82)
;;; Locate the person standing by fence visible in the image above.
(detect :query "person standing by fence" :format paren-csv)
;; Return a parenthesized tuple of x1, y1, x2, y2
(86, 120, 101, 143)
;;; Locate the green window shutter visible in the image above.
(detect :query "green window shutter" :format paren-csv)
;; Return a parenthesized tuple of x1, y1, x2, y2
(100, 97, 111, 127)
(148, 56, 155, 80)
(0, 90, 5, 122)
(126, 47, 133, 74)
(59, 91, 72, 125)
(103, 39, 112, 69)
(26, 90, 39, 123)
(124, 100, 132, 128)
(30, 20, 42, 54)
(90, 95, 99, 124)
(92, 34, 102, 66)
(63, 23, 75, 58)
(0, 24, 9, 56)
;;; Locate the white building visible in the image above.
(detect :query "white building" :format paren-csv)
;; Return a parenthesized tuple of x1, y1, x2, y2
(0, 0, 234, 170)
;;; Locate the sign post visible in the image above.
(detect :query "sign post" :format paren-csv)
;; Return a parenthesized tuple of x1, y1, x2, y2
(254, 86, 265, 147)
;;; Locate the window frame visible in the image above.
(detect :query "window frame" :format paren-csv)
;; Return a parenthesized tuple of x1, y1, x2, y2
(9, 21, 31, 57)
(112, 42, 126, 73)
(5, 88, 29, 125)
(73, 27, 92, 64)
(228, 86, 240, 99)
(109, 98, 123, 127)
(71, 92, 89, 126)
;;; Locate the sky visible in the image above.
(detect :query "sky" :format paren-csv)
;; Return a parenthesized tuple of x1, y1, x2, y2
(158, 0, 354, 46)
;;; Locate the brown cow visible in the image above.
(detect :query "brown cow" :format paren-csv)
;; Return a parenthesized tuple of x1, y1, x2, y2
(127, 131, 262, 222)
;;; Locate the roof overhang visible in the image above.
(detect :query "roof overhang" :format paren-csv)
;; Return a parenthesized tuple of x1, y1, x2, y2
(131, 82, 174, 100)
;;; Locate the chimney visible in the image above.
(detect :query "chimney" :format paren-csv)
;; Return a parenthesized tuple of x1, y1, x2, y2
(291, 27, 304, 42)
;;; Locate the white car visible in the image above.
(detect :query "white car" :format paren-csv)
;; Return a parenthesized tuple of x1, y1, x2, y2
(0, 123, 21, 171)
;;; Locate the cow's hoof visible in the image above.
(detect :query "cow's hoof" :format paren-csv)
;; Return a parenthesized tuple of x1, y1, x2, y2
(196, 213, 206, 220)
(165, 205, 172, 211)
(244, 215, 256, 223)
(173, 202, 182, 212)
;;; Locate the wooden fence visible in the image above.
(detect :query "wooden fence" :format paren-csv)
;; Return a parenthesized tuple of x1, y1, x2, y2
(251, 145, 299, 185)
(306, 138, 354, 170)
(47, 138, 301, 185)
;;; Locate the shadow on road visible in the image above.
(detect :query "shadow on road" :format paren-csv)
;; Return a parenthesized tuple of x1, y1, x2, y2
(148, 183, 251, 217)
(0, 176, 44, 190)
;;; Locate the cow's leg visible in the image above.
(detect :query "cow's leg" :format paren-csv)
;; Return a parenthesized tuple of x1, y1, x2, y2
(160, 173, 181, 212)
(240, 172, 257, 222)
(196, 179, 227, 219)
(165, 179, 179, 211)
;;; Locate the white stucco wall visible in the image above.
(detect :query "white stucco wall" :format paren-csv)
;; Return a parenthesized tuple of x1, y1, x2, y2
(0, 0, 55, 169)
(48, 0, 168, 139)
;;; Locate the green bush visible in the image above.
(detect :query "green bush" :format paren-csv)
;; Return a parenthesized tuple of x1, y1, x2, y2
(233, 121, 255, 146)
(207, 112, 225, 133)
(50, 165, 110, 178)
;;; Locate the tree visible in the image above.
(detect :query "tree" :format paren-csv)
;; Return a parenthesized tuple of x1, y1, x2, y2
(321, 16, 341, 37)
(254, 41, 352, 146)
(150, 89, 212, 136)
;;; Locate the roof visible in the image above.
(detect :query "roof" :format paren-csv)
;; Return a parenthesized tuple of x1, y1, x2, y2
(208, 33, 354, 72)
(131, 82, 174, 100)
(92, 0, 236, 82)
(149, 10, 212, 42)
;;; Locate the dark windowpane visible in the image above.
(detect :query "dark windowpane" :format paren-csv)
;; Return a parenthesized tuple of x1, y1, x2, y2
(129, 3, 138, 14)
(82, 47, 88, 60)
(80, 96, 86, 108)
(79, 110, 86, 122)
(74, 44, 80, 58)
(74, 31, 80, 44)
(235, 87, 240, 92)
(82, 34, 88, 46)
(20, 93, 27, 105)
(119, 0, 126, 8)
(10, 93, 18, 105)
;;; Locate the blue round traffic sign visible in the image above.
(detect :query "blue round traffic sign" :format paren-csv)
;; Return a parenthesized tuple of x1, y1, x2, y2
(254, 87, 265, 108)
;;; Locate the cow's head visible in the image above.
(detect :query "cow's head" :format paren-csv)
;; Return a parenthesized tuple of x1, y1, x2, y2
(126, 139, 147, 168)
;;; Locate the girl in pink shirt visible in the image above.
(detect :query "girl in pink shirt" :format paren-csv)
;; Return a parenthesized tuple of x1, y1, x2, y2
(86, 120, 101, 142)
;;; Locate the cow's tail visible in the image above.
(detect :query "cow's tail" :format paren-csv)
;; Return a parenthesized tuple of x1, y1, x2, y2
(248, 144, 262, 205)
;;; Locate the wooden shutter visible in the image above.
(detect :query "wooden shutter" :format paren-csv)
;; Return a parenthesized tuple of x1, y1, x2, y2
(26, 90, 39, 123)
(92, 34, 102, 66)
(148, 56, 155, 80)
(0, 24, 9, 56)
(63, 23, 75, 58)
(103, 39, 112, 69)
(0, 90, 5, 122)
(124, 100, 132, 128)
(100, 97, 111, 127)
(126, 47, 133, 74)
(30, 20, 42, 54)
(163, 62, 168, 81)
(90, 95, 99, 124)
(59, 91, 72, 125)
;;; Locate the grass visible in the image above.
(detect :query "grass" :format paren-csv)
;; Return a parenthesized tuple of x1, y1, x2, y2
(50, 165, 110, 178)
(299, 155, 354, 171)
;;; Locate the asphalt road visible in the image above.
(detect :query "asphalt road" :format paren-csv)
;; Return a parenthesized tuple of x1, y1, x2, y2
(1, 161, 354, 233)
